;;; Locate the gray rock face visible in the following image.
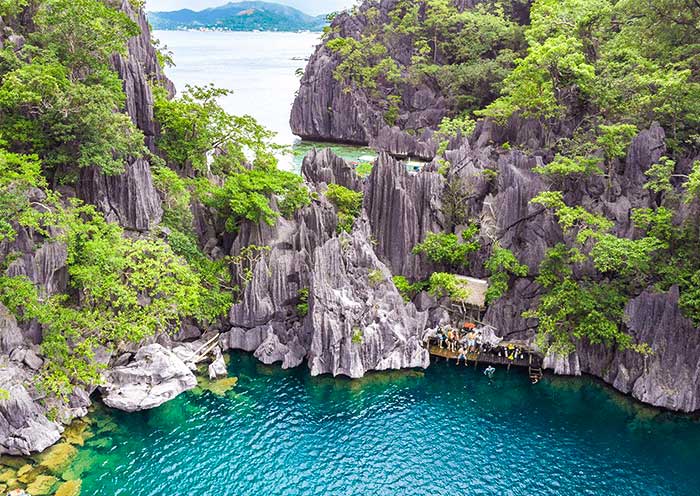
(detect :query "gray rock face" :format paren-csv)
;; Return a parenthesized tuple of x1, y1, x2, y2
(77, 0, 168, 231)
(554, 287, 700, 412)
(223, 150, 431, 377)
(0, 365, 62, 456)
(100, 344, 197, 413)
(79, 157, 162, 232)
(302, 148, 363, 191)
(446, 122, 699, 412)
(0, 304, 23, 355)
(307, 224, 429, 378)
(290, 2, 451, 160)
(364, 153, 444, 279)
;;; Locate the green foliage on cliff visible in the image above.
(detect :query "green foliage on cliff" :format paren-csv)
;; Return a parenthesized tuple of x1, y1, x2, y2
(479, 0, 700, 148)
(325, 183, 364, 233)
(0, 149, 45, 242)
(0, 0, 146, 178)
(527, 191, 674, 353)
(153, 84, 310, 233)
(0, 0, 303, 401)
(0, 197, 230, 398)
(484, 244, 528, 304)
(412, 225, 480, 269)
(392, 275, 432, 303)
(428, 272, 470, 301)
(326, 0, 526, 120)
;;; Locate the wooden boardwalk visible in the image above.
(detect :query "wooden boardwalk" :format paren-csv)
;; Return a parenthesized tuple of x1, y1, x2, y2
(428, 344, 544, 381)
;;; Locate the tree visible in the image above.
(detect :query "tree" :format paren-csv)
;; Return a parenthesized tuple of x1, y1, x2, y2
(0, 148, 45, 242)
(412, 226, 480, 269)
(154, 84, 277, 174)
(0, 0, 146, 177)
(484, 243, 528, 303)
(325, 183, 364, 233)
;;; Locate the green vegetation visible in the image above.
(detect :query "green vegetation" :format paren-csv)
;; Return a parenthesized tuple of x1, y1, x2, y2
(428, 272, 470, 301)
(484, 244, 528, 304)
(326, 0, 527, 125)
(355, 161, 373, 178)
(412, 225, 480, 269)
(296, 288, 309, 317)
(0, 199, 228, 398)
(526, 191, 669, 353)
(0, 0, 145, 179)
(478, 0, 700, 149)
(392, 276, 428, 302)
(368, 269, 385, 286)
(325, 183, 364, 233)
(0, 0, 309, 401)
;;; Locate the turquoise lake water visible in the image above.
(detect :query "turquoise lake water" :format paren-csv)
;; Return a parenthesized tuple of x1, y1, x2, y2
(69, 352, 700, 495)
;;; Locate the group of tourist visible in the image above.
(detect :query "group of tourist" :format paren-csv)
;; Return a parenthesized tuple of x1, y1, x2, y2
(426, 323, 528, 367)
(432, 323, 483, 366)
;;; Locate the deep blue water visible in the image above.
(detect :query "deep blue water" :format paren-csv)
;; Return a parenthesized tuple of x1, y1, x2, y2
(67, 352, 700, 495)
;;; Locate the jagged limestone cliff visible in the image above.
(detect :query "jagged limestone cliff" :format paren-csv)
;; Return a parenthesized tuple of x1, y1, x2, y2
(289, 0, 700, 413)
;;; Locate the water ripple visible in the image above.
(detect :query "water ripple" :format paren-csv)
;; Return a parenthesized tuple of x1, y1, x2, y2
(72, 352, 700, 496)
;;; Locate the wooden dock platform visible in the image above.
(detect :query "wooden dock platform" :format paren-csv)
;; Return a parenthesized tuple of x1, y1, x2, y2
(428, 343, 544, 381)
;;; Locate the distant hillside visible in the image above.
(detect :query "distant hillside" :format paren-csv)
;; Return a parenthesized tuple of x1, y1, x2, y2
(147, 1, 328, 32)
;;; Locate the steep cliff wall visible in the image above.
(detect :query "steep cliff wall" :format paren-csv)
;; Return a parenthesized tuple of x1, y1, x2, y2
(78, 0, 172, 232)
(290, 0, 453, 160)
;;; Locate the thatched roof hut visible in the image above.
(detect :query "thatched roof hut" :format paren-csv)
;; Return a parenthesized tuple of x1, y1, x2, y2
(452, 276, 489, 309)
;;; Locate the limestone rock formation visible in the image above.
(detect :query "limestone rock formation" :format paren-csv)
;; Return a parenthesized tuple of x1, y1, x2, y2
(0, 366, 62, 456)
(223, 150, 430, 377)
(77, 0, 170, 232)
(307, 224, 430, 378)
(99, 344, 197, 413)
(290, 3, 450, 160)
(553, 287, 700, 412)
(364, 153, 444, 279)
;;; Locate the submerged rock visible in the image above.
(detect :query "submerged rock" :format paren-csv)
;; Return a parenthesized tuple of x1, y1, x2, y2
(35, 442, 77, 475)
(25, 474, 58, 495)
(55, 480, 82, 496)
(100, 344, 197, 413)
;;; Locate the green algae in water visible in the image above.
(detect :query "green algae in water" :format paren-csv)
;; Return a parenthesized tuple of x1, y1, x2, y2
(66, 352, 700, 496)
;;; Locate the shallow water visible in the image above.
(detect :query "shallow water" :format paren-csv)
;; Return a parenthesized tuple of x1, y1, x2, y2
(71, 353, 700, 495)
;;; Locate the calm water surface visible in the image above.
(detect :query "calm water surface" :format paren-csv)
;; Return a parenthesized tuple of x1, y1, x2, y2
(71, 353, 700, 496)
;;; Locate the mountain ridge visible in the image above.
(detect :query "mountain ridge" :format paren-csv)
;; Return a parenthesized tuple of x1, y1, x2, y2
(148, 1, 329, 31)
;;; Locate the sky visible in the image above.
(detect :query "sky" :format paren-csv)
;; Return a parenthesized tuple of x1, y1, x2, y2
(145, 0, 356, 16)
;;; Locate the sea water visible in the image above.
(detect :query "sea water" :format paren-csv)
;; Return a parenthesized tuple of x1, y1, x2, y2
(71, 353, 700, 495)
(154, 30, 372, 171)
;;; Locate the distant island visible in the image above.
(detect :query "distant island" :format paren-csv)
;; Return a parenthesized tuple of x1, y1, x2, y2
(147, 1, 329, 32)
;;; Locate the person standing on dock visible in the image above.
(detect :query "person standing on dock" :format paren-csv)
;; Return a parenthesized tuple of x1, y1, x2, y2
(456, 345, 467, 366)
